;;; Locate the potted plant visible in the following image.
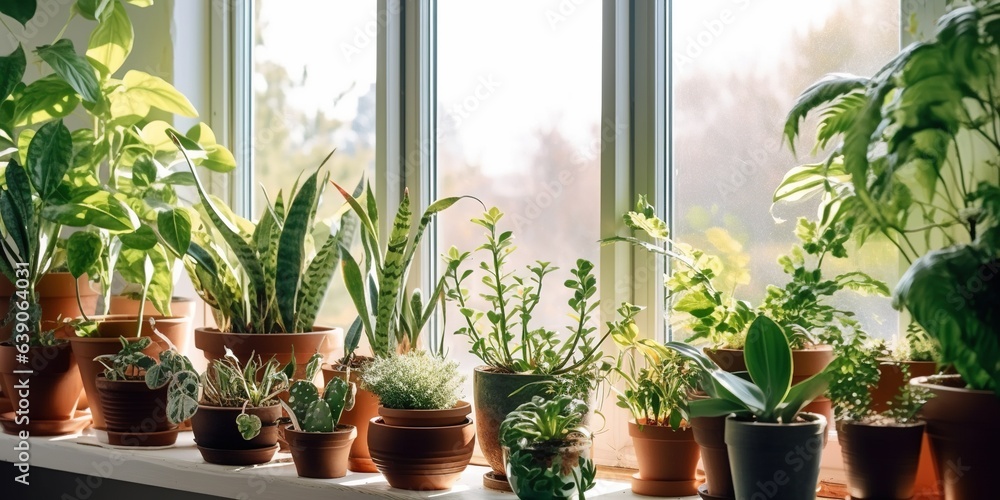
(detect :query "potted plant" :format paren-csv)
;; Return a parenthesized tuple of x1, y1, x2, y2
(608, 303, 701, 497)
(443, 207, 609, 490)
(870, 323, 943, 412)
(499, 395, 597, 500)
(93, 335, 199, 447)
(280, 353, 357, 479)
(188, 351, 289, 465)
(324, 182, 470, 472)
(826, 329, 930, 500)
(778, 3, 1000, 497)
(361, 351, 475, 490)
(666, 315, 831, 500)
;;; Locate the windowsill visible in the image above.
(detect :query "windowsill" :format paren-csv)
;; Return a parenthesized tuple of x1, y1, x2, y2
(0, 431, 690, 499)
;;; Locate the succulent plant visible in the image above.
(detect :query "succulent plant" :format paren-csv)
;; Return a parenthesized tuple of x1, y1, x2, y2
(282, 354, 356, 432)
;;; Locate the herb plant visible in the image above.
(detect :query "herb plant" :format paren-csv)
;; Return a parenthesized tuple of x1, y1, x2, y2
(200, 351, 290, 440)
(444, 208, 608, 376)
(360, 351, 464, 410)
(283, 353, 356, 432)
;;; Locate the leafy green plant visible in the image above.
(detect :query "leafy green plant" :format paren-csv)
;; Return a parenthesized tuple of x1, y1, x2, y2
(360, 351, 464, 410)
(666, 315, 831, 423)
(200, 351, 290, 439)
(499, 395, 596, 500)
(444, 207, 608, 376)
(885, 323, 941, 363)
(172, 141, 357, 334)
(281, 353, 356, 432)
(334, 182, 471, 362)
(608, 303, 699, 429)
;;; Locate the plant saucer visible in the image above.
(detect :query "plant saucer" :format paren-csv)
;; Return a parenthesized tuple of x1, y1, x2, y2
(0, 410, 92, 436)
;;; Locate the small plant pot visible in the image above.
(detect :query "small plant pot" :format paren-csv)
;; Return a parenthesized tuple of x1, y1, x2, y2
(95, 375, 174, 434)
(691, 414, 735, 499)
(368, 416, 476, 490)
(725, 412, 826, 500)
(323, 363, 380, 472)
(838, 419, 925, 499)
(628, 419, 700, 497)
(378, 401, 471, 427)
(0, 342, 83, 423)
(284, 424, 357, 479)
(503, 435, 594, 500)
(191, 404, 281, 465)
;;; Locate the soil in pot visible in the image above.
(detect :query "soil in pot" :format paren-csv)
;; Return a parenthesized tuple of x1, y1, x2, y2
(95, 376, 173, 434)
(912, 375, 1000, 500)
(725, 413, 826, 500)
(323, 362, 380, 472)
(284, 424, 357, 479)
(838, 419, 924, 500)
(691, 415, 735, 499)
(191, 404, 281, 465)
(368, 416, 476, 491)
(0, 342, 83, 423)
(194, 327, 344, 381)
(379, 401, 471, 427)
(503, 436, 593, 500)
(629, 419, 700, 497)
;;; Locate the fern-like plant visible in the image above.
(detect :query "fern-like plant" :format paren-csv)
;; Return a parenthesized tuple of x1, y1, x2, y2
(360, 351, 464, 410)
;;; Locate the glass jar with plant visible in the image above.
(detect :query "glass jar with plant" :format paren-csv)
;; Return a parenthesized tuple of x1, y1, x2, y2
(442, 207, 609, 489)
(362, 351, 475, 491)
(499, 394, 597, 500)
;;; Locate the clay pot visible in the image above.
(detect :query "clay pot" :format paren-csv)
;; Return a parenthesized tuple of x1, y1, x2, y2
(108, 296, 196, 352)
(628, 420, 700, 496)
(691, 414, 735, 499)
(911, 375, 1000, 500)
(725, 413, 826, 500)
(95, 376, 172, 433)
(503, 435, 593, 500)
(284, 424, 357, 478)
(379, 401, 471, 427)
(195, 327, 343, 381)
(323, 363, 380, 472)
(837, 420, 924, 499)
(191, 404, 281, 465)
(368, 416, 476, 490)
(0, 273, 97, 342)
(68, 315, 188, 429)
(0, 342, 83, 423)
(871, 361, 939, 412)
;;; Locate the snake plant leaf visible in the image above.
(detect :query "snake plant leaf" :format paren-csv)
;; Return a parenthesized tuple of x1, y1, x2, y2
(0, 44, 25, 102)
(374, 190, 413, 355)
(297, 211, 358, 331)
(341, 248, 376, 352)
(343, 317, 363, 360)
(331, 181, 378, 251)
(276, 167, 322, 332)
(35, 39, 101, 103)
(744, 316, 793, 416)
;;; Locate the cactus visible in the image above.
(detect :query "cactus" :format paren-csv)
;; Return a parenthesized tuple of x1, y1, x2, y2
(288, 380, 320, 423)
(301, 399, 335, 432)
(323, 378, 351, 424)
(282, 375, 356, 433)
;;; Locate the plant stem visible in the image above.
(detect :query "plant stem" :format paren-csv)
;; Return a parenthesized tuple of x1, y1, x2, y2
(51, 11, 76, 45)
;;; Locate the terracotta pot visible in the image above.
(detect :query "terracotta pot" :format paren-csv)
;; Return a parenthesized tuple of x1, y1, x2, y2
(473, 366, 555, 485)
(0, 342, 83, 422)
(838, 420, 924, 499)
(284, 424, 357, 478)
(68, 315, 188, 429)
(628, 419, 699, 496)
(379, 401, 471, 427)
(108, 296, 196, 352)
(195, 327, 343, 381)
(503, 435, 593, 500)
(691, 415, 735, 499)
(323, 364, 380, 472)
(726, 413, 826, 500)
(912, 375, 1000, 500)
(191, 404, 281, 465)
(368, 416, 476, 491)
(95, 376, 172, 432)
(871, 361, 939, 413)
(0, 273, 97, 342)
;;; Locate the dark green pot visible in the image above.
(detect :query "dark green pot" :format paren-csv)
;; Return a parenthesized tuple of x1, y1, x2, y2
(725, 413, 826, 500)
(473, 367, 554, 480)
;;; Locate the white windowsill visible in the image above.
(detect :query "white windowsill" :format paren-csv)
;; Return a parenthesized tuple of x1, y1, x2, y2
(0, 431, 697, 500)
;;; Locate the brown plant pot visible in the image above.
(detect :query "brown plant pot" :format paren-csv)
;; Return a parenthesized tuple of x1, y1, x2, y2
(323, 363, 380, 472)
(0, 342, 83, 425)
(284, 424, 357, 479)
(379, 401, 472, 427)
(691, 415, 735, 499)
(911, 375, 1000, 500)
(191, 404, 281, 465)
(108, 296, 196, 352)
(95, 375, 173, 434)
(195, 327, 343, 381)
(68, 315, 189, 429)
(629, 419, 700, 497)
(837, 420, 925, 499)
(368, 416, 476, 491)
(871, 360, 939, 413)
(0, 273, 97, 342)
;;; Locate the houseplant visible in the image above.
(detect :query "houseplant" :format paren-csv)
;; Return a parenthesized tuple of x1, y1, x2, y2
(499, 395, 597, 500)
(188, 351, 290, 465)
(666, 315, 831, 500)
(93, 334, 198, 447)
(778, 2, 1000, 497)
(280, 353, 357, 479)
(608, 303, 701, 497)
(324, 181, 469, 472)
(362, 351, 475, 490)
(443, 207, 608, 490)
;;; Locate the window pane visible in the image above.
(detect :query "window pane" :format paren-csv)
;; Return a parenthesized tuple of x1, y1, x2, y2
(670, 0, 901, 338)
(252, 0, 376, 327)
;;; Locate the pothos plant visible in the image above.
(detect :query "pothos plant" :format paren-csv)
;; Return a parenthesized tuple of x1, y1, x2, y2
(199, 350, 290, 440)
(443, 207, 609, 381)
(1, 0, 236, 334)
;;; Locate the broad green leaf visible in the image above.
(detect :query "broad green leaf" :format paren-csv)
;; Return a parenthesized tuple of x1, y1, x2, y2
(276, 168, 321, 331)
(158, 208, 191, 256)
(3, 159, 33, 242)
(777, 371, 830, 423)
(27, 120, 73, 200)
(297, 212, 357, 330)
(0, 190, 29, 261)
(199, 144, 237, 172)
(125, 0, 152, 6)
(783, 74, 868, 153)
(42, 190, 135, 231)
(0, 0, 36, 26)
(235, 413, 262, 440)
(688, 397, 750, 419)
(0, 44, 25, 102)
(76, 0, 113, 20)
(35, 39, 101, 103)
(123, 70, 198, 117)
(87, 0, 133, 76)
(13, 75, 80, 127)
(66, 231, 103, 278)
(119, 224, 158, 250)
(744, 316, 793, 416)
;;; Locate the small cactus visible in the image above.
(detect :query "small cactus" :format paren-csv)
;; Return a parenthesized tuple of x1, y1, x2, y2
(324, 378, 351, 424)
(282, 375, 356, 433)
(288, 380, 320, 424)
(301, 399, 335, 432)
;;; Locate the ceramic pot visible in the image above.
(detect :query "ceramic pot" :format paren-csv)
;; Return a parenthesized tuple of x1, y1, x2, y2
(838, 420, 924, 499)
(691, 414, 735, 499)
(368, 416, 476, 490)
(0, 342, 83, 424)
(503, 435, 594, 500)
(191, 404, 281, 465)
(284, 424, 357, 479)
(0, 273, 97, 342)
(195, 327, 343, 381)
(108, 296, 196, 352)
(95, 376, 172, 433)
(323, 363, 380, 472)
(379, 401, 471, 427)
(725, 413, 826, 500)
(628, 420, 700, 496)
